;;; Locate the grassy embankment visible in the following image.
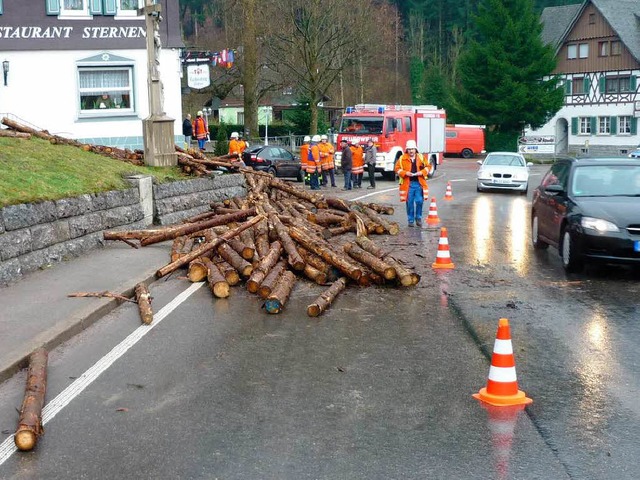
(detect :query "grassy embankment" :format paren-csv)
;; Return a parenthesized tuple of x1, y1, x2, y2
(0, 137, 188, 208)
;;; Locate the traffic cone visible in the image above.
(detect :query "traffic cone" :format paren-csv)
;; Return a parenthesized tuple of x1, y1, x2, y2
(425, 197, 441, 226)
(473, 318, 532, 407)
(444, 182, 454, 201)
(432, 227, 455, 269)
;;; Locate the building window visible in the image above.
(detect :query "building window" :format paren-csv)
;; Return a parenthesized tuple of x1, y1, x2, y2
(580, 117, 591, 135)
(611, 41, 622, 56)
(589, 13, 595, 24)
(598, 117, 610, 134)
(237, 112, 245, 124)
(60, 0, 88, 17)
(116, 0, 143, 17)
(573, 77, 585, 95)
(579, 43, 589, 58)
(78, 66, 134, 116)
(598, 41, 609, 57)
(605, 76, 631, 93)
(567, 44, 577, 59)
(619, 116, 632, 134)
(404, 116, 412, 133)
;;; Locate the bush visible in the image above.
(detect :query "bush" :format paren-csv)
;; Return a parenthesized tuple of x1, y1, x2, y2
(486, 130, 520, 152)
(214, 123, 229, 156)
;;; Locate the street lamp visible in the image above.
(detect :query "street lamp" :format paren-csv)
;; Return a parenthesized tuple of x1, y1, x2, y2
(264, 106, 273, 146)
(2, 60, 9, 87)
(202, 107, 212, 138)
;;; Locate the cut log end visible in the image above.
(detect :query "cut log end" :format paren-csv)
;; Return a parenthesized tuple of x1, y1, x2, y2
(14, 429, 37, 451)
(212, 282, 230, 298)
(307, 305, 321, 317)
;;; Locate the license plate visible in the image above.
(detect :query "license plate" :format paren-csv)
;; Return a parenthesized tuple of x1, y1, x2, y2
(634, 241, 640, 252)
(496, 178, 512, 184)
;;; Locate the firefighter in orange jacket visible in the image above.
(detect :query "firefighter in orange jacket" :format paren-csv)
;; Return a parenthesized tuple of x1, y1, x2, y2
(394, 139, 429, 227)
(307, 135, 322, 190)
(193, 111, 209, 151)
(319, 134, 336, 187)
(228, 131, 242, 157)
(350, 142, 365, 189)
(299, 135, 311, 185)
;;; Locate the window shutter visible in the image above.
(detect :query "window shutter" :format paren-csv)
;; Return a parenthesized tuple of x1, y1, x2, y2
(590, 117, 596, 133)
(630, 75, 637, 91)
(599, 76, 606, 93)
(632, 118, 638, 135)
(46, 0, 60, 15)
(103, 0, 117, 15)
(0, 1, 3, 15)
(584, 77, 591, 92)
(89, 0, 102, 14)
(564, 80, 572, 95)
(571, 117, 578, 135)
(610, 116, 617, 135)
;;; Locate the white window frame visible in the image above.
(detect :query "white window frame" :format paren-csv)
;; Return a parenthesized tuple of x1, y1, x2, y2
(580, 117, 591, 135)
(598, 117, 610, 135)
(77, 65, 136, 118)
(619, 116, 632, 134)
(579, 43, 589, 59)
(567, 44, 577, 60)
(59, 0, 90, 18)
(115, 0, 144, 18)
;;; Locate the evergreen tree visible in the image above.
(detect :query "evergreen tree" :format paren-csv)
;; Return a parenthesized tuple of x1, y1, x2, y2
(214, 122, 229, 156)
(456, 0, 564, 134)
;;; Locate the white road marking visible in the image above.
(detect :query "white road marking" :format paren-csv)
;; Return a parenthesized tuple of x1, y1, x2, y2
(448, 179, 467, 182)
(0, 282, 204, 467)
(353, 187, 396, 201)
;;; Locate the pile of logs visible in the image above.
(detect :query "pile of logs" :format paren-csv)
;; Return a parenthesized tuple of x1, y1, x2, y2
(104, 165, 420, 318)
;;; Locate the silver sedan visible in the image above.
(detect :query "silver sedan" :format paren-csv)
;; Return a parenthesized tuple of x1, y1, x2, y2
(476, 152, 532, 194)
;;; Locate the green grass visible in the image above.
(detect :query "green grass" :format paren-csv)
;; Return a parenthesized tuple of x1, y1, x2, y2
(0, 137, 188, 207)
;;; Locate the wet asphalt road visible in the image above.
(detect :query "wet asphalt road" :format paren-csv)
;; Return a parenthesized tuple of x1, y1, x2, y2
(0, 158, 639, 479)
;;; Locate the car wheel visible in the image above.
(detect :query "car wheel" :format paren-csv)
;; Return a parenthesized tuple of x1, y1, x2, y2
(477, 184, 483, 192)
(267, 167, 276, 177)
(531, 214, 549, 250)
(296, 168, 303, 182)
(461, 148, 473, 159)
(427, 160, 436, 179)
(561, 228, 584, 273)
(520, 183, 528, 195)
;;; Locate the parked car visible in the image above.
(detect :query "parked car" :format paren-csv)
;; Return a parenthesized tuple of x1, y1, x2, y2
(242, 145, 303, 181)
(628, 147, 640, 158)
(476, 152, 531, 194)
(531, 157, 640, 272)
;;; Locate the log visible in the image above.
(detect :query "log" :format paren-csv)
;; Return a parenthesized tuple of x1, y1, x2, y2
(104, 226, 181, 242)
(0, 129, 31, 139)
(361, 205, 400, 235)
(343, 242, 396, 281)
(303, 264, 328, 285)
(140, 208, 257, 246)
(364, 202, 394, 215)
(2, 117, 57, 142)
(306, 277, 348, 317)
(226, 236, 255, 260)
(257, 260, 288, 299)
(135, 283, 153, 324)
(14, 348, 48, 451)
(246, 241, 283, 293)
(187, 257, 210, 282)
(217, 242, 253, 278)
(354, 236, 419, 286)
(264, 270, 296, 314)
(213, 257, 241, 286)
(203, 258, 230, 298)
(289, 226, 363, 281)
(254, 218, 271, 258)
(306, 211, 346, 226)
(67, 291, 136, 303)
(269, 213, 305, 271)
(156, 215, 265, 278)
(270, 177, 325, 206)
(297, 247, 339, 282)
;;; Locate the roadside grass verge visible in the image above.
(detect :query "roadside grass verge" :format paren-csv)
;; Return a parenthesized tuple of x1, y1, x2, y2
(0, 137, 188, 207)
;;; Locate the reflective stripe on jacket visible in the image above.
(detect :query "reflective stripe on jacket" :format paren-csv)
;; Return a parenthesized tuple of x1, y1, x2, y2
(394, 153, 429, 202)
(350, 145, 364, 174)
(300, 144, 309, 170)
(193, 117, 208, 140)
(319, 142, 335, 170)
(306, 144, 321, 173)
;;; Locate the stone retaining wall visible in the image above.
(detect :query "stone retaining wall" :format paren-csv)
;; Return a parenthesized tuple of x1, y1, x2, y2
(0, 173, 246, 285)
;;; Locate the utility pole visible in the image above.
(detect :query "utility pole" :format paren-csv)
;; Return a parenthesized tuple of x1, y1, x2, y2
(138, 0, 177, 166)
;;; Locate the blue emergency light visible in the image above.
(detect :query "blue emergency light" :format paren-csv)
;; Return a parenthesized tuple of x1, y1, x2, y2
(377, 106, 385, 114)
(346, 106, 354, 113)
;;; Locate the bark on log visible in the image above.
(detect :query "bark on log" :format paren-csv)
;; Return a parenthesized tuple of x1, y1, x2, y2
(307, 211, 346, 226)
(246, 241, 283, 293)
(67, 291, 135, 303)
(170, 237, 186, 262)
(156, 215, 265, 278)
(217, 242, 253, 278)
(306, 277, 348, 317)
(226, 236, 255, 261)
(104, 226, 182, 242)
(141, 208, 257, 247)
(264, 270, 296, 314)
(0, 129, 31, 139)
(297, 247, 339, 282)
(257, 260, 288, 299)
(270, 178, 325, 206)
(343, 242, 396, 281)
(14, 348, 48, 452)
(2, 117, 59, 142)
(213, 257, 241, 286)
(135, 283, 153, 324)
(303, 264, 328, 285)
(269, 213, 305, 271)
(203, 258, 230, 298)
(354, 236, 419, 286)
(254, 218, 271, 258)
(187, 257, 211, 282)
(361, 206, 399, 235)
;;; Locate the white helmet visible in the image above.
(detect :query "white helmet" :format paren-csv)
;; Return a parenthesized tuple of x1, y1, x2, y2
(303, 135, 311, 142)
(405, 140, 418, 150)
(320, 134, 328, 140)
(197, 111, 203, 116)
(230, 132, 239, 139)
(311, 134, 321, 142)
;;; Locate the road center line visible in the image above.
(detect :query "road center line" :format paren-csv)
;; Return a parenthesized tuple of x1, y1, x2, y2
(0, 282, 204, 467)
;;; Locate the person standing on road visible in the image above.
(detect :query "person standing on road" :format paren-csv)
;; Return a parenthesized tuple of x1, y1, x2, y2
(307, 135, 322, 190)
(350, 142, 364, 188)
(300, 135, 311, 186)
(340, 139, 353, 190)
(182, 113, 193, 149)
(364, 139, 377, 189)
(319, 134, 337, 188)
(193, 111, 209, 151)
(394, 140, 429, 227)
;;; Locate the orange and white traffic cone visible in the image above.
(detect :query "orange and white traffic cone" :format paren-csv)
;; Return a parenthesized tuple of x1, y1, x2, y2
(473, 318, 532, 407)
(432, 227, 455, 269)
(425, 197, 441, 226)
(444, 182, 454, 201)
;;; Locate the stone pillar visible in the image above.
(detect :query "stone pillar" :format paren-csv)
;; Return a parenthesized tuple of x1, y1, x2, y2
(126, 174, 154, 225)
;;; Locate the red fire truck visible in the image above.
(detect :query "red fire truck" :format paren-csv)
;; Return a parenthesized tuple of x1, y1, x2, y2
(334, 104, 446, 179)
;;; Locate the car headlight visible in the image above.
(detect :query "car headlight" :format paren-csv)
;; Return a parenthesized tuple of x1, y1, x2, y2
(581, 217, 619, 232)
(477, 169, 489, 179)
(513, 172, 528, 181)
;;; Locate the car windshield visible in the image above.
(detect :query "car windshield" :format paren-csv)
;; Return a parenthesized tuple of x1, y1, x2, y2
(484, 155, 525, 167)
(571, 165, 640, 197)
(339, 117, 383, 134)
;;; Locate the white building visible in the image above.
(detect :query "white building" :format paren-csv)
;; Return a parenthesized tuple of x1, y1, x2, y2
(0, 0, 184, 150)
(527, 0, 640, 156)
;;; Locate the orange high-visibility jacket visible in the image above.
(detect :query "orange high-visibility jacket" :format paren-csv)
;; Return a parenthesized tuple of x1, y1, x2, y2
(193, 117, 208, 140)
(350, 145, 364, 174)
(394, 153, 429, 202)
(228, 139, 242, 156)
(306, 144, 321, 173)
(300, 143, 310, 170)
(319, 142, 335, 170)
(238, 140, 247, 153)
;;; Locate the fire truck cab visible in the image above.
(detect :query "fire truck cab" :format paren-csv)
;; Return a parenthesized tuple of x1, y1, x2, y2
(334, 104, 446, 179)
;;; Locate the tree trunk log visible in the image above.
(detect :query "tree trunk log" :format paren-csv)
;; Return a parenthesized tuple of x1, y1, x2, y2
(361, 206, 399, 235)
(226, 236, 255, 261)
(257, 260, 288, 299)
(135, 283, 153, 324)
(303, 264, 328, 285)
(14, 348, 48, 451)
(354, 236, 419, 286)
(0, 129, 31, 139)
(187, 257, 211, 282)
(343, 242, 396, 280)
(306, 277, 347, 317)
(264, 270, 296, 314)
(246, 241, 283, 293)
(212, 257, 241, 286)
(217, 242, 253, 278)
(254, 218, 271, 258)
(269, 213, 305, 271)
(203, 258, 230, 298)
